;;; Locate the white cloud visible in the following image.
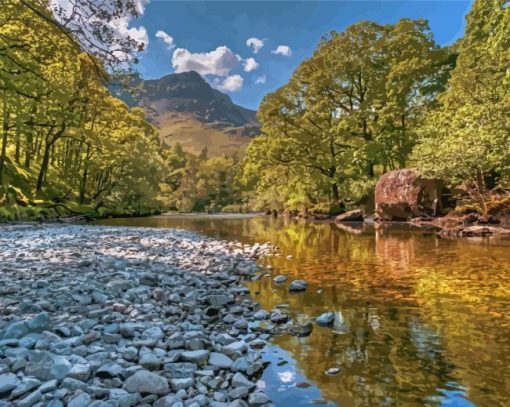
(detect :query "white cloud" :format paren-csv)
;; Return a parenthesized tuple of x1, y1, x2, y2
(246, 37, 264, 54)
(271, 45, 292, 57)
(172, 46, 240, 77)
(112, 17, 149, 49)
(243, 57, 259, 72)
(254, 75, 266, 84)
(133, 0, 149, 15)
(155, 30, 175, 50)
(212, 75, 244, 92)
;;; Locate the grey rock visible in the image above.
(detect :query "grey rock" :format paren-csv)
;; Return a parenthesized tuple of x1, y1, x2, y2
(2, 321, 30, 340)
(96, 362, 124, 378)
(269, 310, 288, 324)
(272, 275, 287, 284)
(25, 351, 71, 381)
(231, 372, 255, 390)
(228, 386, 248, 399)
(228, 400, 249, 407)
(153, 395, 179, 407)
(18, 333, 41, 349)
(124, 370, 169, 395)
(164, 362, 197, 379)
(67, 392, 92, 407)
(208, 352, 233, 369)
(13, 389, 42, 407)
(252, 310, 269, 320)
(288, 280, 307, 292)
(248, 392, 271, 406)
(122, 346, 138, 361)
(206, 295, 230, 306)
(38, 380, 57, 393)
(69, 363, 91, 381)
(108, 388, 141, 407)
(181, 350, 210, 364)
(223, 341, 247, 356)
(169, 378, 194, 391)
(0, 372, 19, 394)
(139, 353, 160, 370)
(289, 322, 313, 337)
(316, 312, 335, 326)
(10, 378, 41, 398)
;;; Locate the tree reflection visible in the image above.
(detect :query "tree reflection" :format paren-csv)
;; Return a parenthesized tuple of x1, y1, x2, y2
(97, 215, 510, 406)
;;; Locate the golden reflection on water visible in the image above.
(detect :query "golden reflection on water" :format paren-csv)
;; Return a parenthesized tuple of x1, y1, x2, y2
(97, 215, 510, 406)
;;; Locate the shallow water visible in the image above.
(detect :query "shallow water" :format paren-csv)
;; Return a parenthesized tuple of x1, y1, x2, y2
(96, 214, 510, 406)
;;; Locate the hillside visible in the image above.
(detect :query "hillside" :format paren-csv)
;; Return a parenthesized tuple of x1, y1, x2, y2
(113, 71, 260, 156)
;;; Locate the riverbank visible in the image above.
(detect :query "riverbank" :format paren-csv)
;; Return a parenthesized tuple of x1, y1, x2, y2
(0, 224, 276, 407)
(0, 202, 163, 224)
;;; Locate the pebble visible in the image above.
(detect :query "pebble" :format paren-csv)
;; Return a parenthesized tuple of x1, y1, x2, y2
(288, 280, 308, 292)
(0, 225, 277, 406)
(316, 312, 335, 326)
(272, 275, 287, 284)
(325, 367, 342, 376)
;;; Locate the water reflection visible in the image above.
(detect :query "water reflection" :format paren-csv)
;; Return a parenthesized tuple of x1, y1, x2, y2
(96, 215, 510, 406)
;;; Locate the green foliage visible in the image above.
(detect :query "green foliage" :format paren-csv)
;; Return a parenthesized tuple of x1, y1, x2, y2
(0, 1, 166, 217)
(160, 145, 243, 212)
(241, 19, 451, 212)
(413, 0, 510, 214)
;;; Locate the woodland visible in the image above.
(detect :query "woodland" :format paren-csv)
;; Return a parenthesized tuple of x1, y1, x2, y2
(0, 0, 508, 220)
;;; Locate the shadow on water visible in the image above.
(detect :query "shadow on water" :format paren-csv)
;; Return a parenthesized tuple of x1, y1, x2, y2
(96, 215, 510, 406)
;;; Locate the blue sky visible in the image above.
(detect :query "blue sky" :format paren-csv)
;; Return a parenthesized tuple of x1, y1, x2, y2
(133, 1, 472, 110)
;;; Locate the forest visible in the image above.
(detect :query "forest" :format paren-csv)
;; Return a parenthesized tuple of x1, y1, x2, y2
(0, 0, 508, 220)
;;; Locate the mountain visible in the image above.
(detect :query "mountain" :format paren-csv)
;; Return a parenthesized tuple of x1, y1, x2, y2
(113, 71, 260, 156)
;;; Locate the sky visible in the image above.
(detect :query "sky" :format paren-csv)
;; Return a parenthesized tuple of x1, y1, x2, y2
(129, 0, 472, 110)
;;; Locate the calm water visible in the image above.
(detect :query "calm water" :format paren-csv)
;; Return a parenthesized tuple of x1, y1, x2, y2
(95, 214, 510, 407)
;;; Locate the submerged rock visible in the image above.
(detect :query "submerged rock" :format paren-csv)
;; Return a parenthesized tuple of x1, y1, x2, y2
(288, 322, 313, 337)
(288, 280, 307, 292)
(316, 312, 335, 326)
(325, 367, 342, 376)
(273, 275, 287, 284)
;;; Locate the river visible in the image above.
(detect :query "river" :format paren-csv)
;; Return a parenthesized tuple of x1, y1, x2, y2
(95, 214, 510, 406)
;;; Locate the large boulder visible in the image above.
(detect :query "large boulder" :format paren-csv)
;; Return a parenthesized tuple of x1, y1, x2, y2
(375, 169, 442, 221)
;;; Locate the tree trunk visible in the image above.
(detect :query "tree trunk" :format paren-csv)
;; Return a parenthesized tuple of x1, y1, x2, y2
(368, 161, 375, 178)
(475, 168, 488, 216)
(331, 182, 339, 203)
(79, 145, 90, 205)
(0, 104, 9, 185)
(24, 131, 33, 168)
(36, 142, 50, 192)
(14, 128, 21, 164)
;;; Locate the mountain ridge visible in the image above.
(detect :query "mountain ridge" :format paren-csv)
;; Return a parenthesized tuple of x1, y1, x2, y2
(112, 71, 260, 156)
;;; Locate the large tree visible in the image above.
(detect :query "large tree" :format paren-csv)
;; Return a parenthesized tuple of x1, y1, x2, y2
(243, 19, 451, 208)
(414, 0, 510, 214)
(0, 0, 165, 216)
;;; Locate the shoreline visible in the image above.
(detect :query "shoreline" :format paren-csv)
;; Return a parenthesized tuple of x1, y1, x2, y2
(0, 224, 277, 407)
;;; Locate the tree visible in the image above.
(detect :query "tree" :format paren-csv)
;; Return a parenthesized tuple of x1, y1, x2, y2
(0, 0, 165, 217)
(243, 19, 450, 210)
(24, 0, 147, 70)
(414, 0, 510, 214)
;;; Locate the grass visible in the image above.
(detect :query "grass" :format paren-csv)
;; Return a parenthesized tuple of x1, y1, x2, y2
(156, 112, 253, 156)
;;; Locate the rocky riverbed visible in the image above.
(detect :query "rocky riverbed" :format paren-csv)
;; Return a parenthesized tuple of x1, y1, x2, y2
(0, 224, 277, 407)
